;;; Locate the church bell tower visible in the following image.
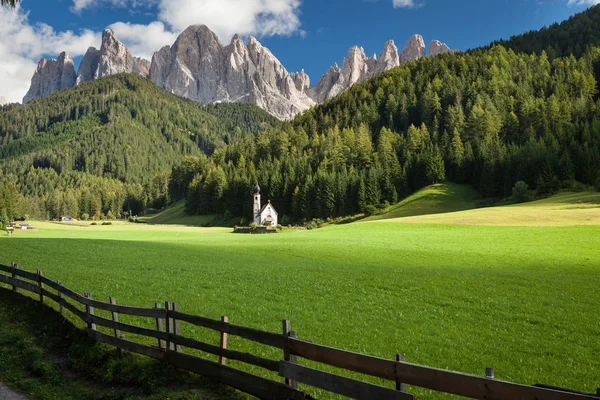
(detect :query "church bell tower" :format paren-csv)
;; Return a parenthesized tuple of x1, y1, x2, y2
(253, 184, 261, 225)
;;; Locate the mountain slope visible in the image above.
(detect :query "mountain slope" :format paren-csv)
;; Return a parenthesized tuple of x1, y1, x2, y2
(0, 74, 278, 219)
(175, 43, 600, 222)
(490, 4, 600, 59)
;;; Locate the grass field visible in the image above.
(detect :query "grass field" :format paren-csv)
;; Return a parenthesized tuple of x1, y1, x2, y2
(1, 189, 599, 399)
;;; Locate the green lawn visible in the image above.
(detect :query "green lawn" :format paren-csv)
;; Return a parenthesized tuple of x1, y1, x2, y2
(1, 194, 599, 399)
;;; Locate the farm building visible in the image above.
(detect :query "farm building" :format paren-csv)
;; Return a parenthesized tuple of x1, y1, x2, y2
(253, 185, 278, 227)
(61, 215, 78, 222)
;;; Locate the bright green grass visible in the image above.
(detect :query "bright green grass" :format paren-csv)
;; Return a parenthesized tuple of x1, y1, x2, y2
(365, 183, 481, 221)
(1, 200, 599, 398)
(139, 201, 217, 226)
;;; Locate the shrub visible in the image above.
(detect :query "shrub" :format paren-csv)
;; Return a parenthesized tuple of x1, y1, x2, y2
(249, 222, 258, 229)
(305, 218, 324, 230)
(364, 205, 379, 216)
(512, 181, 529, 203)
(101, 222, 112, 226)
(91, 222, 97, 226)
(276, 224, 283, 231)
(81, 213, 90, 221)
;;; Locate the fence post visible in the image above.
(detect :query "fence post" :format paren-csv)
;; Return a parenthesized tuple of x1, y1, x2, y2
(155, 302, 166, 350)
(11, 263, 19, 293)
(396, 354, 407, 392)
(165, 301, 173, 352)
(58, 281, 64, 316)
(219, 316, 229, 365)
(282, 319, 298, 389)
(486, 367, 495, 379)
(85, 293, 96, 330)
(173, 302, 181, 353)
(109, 297, 122, 356)
(36, 269, 44, 306)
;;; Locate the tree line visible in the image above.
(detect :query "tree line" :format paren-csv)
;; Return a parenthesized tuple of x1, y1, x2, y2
(0, 74, 277, 221)
(177, 45, 600, 223)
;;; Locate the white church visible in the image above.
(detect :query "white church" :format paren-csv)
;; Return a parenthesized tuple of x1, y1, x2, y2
(253, 185, 278, 227)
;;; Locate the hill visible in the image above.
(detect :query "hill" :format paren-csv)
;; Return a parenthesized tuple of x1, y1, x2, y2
(0, 74, 278, 220)
(490, 4, 600, 60)
(376, 191, 600, 226)
(364, 183, 480, 221)
(175, 41, 600, 223)
(138, 201, 217, 226)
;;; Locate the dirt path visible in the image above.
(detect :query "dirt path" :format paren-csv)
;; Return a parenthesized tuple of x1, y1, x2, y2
(0, 383, 28, 400)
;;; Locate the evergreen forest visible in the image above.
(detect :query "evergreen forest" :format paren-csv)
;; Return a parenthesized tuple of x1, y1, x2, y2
(1, 5, 600, 224)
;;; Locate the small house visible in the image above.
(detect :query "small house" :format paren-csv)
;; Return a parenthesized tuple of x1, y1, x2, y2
(61, 215, 78, 222)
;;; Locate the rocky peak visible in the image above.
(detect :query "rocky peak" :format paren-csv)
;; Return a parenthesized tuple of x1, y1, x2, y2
(373, 40, 399, 75)
(399, 34, 426, 64)
(292, 70, 310, 93)
(95, 28, 150, 79)
(75, 29, 149, 86)
(430, 40, 454, 56)
(149, 27, 315, 119)
(76, 47, 101, 85)
(23, 51, 76, 104)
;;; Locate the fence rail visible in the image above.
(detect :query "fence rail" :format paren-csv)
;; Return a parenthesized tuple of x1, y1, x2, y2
(0, 263, 598, 400)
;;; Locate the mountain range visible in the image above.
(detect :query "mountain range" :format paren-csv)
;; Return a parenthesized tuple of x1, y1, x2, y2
(23, 25, 456, 119)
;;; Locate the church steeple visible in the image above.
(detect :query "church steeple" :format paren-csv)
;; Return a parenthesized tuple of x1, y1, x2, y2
(253, 184, 261, 224)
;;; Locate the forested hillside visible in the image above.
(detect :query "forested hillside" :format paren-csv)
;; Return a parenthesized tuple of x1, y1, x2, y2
(177, 44, 600, 223)
(0, 74, 277, 221)
(490, 4, 600, 60)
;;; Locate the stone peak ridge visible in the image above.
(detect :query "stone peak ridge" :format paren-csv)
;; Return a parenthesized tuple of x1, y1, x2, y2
(23, 25, 457, 119)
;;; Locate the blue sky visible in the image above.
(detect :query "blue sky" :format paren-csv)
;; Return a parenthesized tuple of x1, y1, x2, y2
(0, 0, 598, 103)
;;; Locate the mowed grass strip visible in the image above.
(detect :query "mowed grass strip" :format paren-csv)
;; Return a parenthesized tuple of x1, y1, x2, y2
(0, 198, 599, 398)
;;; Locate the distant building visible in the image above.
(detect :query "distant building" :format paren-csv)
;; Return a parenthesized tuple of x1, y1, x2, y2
(253, 185, 278, 227)
(61, 215, 78, 222)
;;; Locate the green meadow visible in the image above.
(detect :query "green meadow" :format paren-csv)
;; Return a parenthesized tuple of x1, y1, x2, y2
(1, 188, 599, 398)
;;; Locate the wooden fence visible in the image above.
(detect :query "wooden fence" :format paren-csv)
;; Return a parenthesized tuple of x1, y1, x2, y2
(0, 262, 598, 400)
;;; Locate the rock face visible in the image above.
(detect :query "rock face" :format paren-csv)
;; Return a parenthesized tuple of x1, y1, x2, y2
(429, 40, 459, 56)
(149, 25, 315, 120)
(23, 25, 456, 118)
(77, 29, 150, 85)
(76, 47, 101, 85)
(23, 52, 76, 104)
(399, 34, 426, 64)
(310, 41, 399, 103)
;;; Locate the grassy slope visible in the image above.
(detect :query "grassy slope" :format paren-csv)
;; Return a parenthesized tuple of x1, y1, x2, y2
(0, 288, 246, 400)
(382, 191, 600, 226)
(139, 201, 217, 226)
(364, 183, 481, 221)
(0, 206, 599, 398)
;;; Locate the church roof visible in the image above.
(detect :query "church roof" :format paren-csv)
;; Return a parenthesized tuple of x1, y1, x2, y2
(260, 201, 278, 216)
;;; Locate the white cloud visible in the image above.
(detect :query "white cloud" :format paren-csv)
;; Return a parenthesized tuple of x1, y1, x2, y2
(0, 6, 100, 104)
(392, 0, 422, 8)
(157, 0, 302, 41)
(109, 21, 178, 60)
(71, 0, 156, 13)
(567, 0, 600, 5)
(72, 0, 303, 43)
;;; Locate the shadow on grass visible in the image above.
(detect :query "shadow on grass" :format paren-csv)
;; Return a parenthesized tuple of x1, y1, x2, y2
(0, 288, 248, 400)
